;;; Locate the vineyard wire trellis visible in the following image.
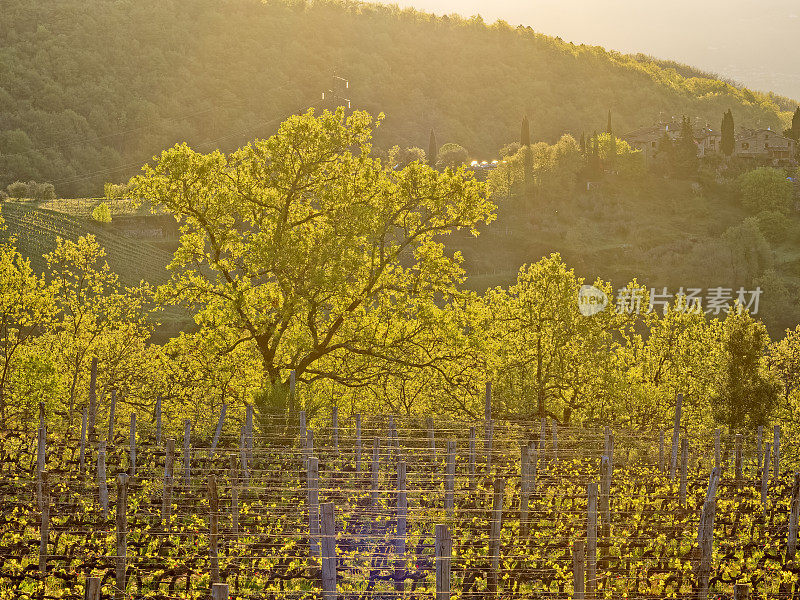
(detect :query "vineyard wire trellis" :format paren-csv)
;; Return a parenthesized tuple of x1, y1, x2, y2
(1, 395, 799, 599)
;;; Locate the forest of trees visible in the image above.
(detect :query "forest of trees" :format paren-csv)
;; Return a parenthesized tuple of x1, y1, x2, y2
(0, 0, 795, 197)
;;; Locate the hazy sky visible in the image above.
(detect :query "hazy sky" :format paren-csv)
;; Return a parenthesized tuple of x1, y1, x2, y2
(371, 0, 800, 100)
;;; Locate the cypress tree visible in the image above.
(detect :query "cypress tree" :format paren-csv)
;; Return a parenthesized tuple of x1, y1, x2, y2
(579, 132, 586, 155)
(785, 107, 800, 141)
(606, 110, 613, 134)
(721, 109, 735, 156)
(427, 129, 438, 166)
(675, 115, 698, 175)
(521, 115, 531, 147)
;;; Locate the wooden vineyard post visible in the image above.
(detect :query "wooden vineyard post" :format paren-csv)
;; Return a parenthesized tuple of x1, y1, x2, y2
(155, 394, 162, 446)
(307, 456, 320, 558)
(540, 418, 547, 465)
(468, 426, 476, 492)
(734, 584, 750, 600)
(240, 428, 248, 486)
(115, 473, 128, 600)
(788, 472, 800, 559)
(162, 439, 175, 531)
(757, 426, 763, 471)
(245, 404, 254, 474)
(761, 443, 772, 512)
(773, 425, 781, 484)
(37, 420, 46, 509)
(670, 393, 683, 480)
(485, 419, 494, 472)
(520, 442, 531, 536)
(320, 502, 337, 600)
(395, 461, 407, 593)
(552, 421, 559, 463)
(332, 406, 338, 459)
(530, 441, 539, 494)
(484, 381, 491, 442)
(734, 434, 743, 482)
(88, 357, 98, 440)
(371, 438, 380, 508)
(355, 414, 362, 474)
(391, 416, 399, 460)
(435, 523, 452, 600)
(211, 583, 229, 599)
(39, 471, 49, 576)
(300, 410, 306, 438)
(387, 415, 395, 463)
(208, 474, 219, 585)
(129, 412, 136, 478)
(210, 403, 226, 459)
(445, 440, 456, 515)
(230, 455, 239, 535)
(573, 539, 585, 600)
(183, 420, 192, 487)
(108, 389, 116, 445)
(695, 467, 719, 598)
(488, 477, 504, 593)
(307, 429, 314, 465)
(714, 429, 721, 474)
(599, 455, 612, 549)
(679, 438, 689, 507)
(84, 576, 101, 600)
(586, 482, 598, 600)
(427, 417, 437, 466)
(98, 441, 109, 519)
(79, 404, 88, 477)
(658, 429, 665, 472)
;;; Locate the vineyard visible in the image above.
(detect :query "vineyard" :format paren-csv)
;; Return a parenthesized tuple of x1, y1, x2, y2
(2, 392, 800, 600)
(0, 203, 173, 287)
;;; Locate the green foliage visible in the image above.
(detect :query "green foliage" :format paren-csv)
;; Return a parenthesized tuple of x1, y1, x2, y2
(784, 107, 800, 141)
(388, 145, 426, 169)
(721, 109, 735, 156)
(0, 0, 790, 196)
(520, 116, 531, 147)
(712, 309, 779, 429)
(673, 116, 699, 176)
(130, 108, 494, 395)
(436, 143, 469, 170)
(755, 210, 789, 243)
(91, 203, 112, 223)
(737, 167, 793, 213)
(6, 182, 28, 199)
(4, 181, 55, 201)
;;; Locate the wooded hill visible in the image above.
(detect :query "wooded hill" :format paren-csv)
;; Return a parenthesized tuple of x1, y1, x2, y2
(0, 0, 795, 196)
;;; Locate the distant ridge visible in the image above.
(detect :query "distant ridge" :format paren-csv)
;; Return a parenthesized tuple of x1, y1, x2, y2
(0, 0, 794, 196)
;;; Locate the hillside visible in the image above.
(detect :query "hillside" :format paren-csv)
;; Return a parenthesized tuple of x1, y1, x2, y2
(453, 167, 800, 337)
(0, 0, 795, 197)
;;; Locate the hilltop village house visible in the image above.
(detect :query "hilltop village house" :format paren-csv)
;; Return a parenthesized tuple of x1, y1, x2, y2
(623, 118, 797, 165)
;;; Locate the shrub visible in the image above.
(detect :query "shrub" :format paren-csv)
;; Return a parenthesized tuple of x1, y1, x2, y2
(737, 167, 793, 213)
(6, 181, 28, 198)
(30, 182, 56, 201)
(756, 210, 789, 244)
(436, 142, 469, 170)
(91, 203, 112, 223)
